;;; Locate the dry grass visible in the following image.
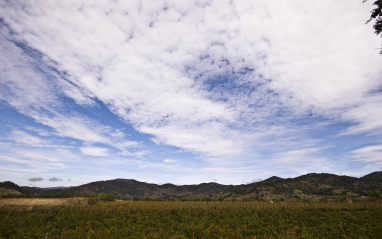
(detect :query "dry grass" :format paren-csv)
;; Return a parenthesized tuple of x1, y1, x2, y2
(0, 198, 88, 210)
(0, 187, 22, 194)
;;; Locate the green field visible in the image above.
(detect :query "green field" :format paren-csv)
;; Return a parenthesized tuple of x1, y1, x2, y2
(1, 201, 382, 238)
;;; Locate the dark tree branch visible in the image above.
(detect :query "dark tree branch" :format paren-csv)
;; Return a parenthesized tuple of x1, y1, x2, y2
(364, 0, 382, 53)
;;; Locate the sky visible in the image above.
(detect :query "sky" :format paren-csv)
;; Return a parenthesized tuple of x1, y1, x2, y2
(0, 0, 382, 187)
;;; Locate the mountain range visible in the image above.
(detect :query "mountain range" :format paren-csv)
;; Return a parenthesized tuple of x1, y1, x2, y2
(1, 172, 381, 201)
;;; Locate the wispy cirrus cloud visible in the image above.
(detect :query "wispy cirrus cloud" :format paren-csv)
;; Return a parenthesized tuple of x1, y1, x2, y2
(9, 130, 46, 146)
(351, 145, 382, 164)
(0, 150, 66, 173)
(80, 146, 109, 157)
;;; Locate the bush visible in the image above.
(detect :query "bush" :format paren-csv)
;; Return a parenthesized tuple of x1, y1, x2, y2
(368, 191, 381, 200)
(88, 197, 98, 204)
(88, 193, 117, 204)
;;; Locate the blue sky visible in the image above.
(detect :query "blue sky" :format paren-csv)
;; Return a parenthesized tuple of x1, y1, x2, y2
(0, 0, 381, 187)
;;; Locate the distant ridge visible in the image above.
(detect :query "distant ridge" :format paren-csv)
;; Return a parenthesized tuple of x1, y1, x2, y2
(361, 171, 382, 180)
(263, 176, 283, 182)
(1, 172, 381, 201)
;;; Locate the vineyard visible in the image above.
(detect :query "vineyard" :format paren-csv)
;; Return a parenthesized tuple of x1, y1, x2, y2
(1, 201, 381, 238)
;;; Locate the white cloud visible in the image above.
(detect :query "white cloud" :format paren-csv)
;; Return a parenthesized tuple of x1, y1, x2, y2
(9, 130, 45, 146)
(341, 95, 382, 135)
(80, 146, 109, 157)
(351, 145, 382, 164)
(0, 0, 381, 166)
(0, 155, 30, 165)
(266, 147, 340, 176)
(272, 148, 324, 164)
(18, 151, 60, 162)
(163, 158, 178, 163)
(0, 151, 66, 173)
(54, 148, 79, 159)
(0, 24, 138, 153)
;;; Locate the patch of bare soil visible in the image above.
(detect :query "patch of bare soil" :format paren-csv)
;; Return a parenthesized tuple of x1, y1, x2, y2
(0, 198, 88, 210)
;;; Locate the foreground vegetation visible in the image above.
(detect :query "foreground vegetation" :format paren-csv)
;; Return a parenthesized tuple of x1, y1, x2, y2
(1, 201, 381, 238)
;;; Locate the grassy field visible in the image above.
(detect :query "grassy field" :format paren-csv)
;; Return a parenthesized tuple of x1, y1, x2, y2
(0, 198, 88, 211)
(1, 200, 381, 238)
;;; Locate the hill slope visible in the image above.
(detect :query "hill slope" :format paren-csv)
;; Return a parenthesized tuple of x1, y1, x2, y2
(2, 172, 381, 200)
(47, 179, 234, 199)
(228, 172, 382, 200)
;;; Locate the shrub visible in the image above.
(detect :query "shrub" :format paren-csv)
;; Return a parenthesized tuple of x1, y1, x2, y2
(368, 191, 381, 200)
(88, 197, 98, 204)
